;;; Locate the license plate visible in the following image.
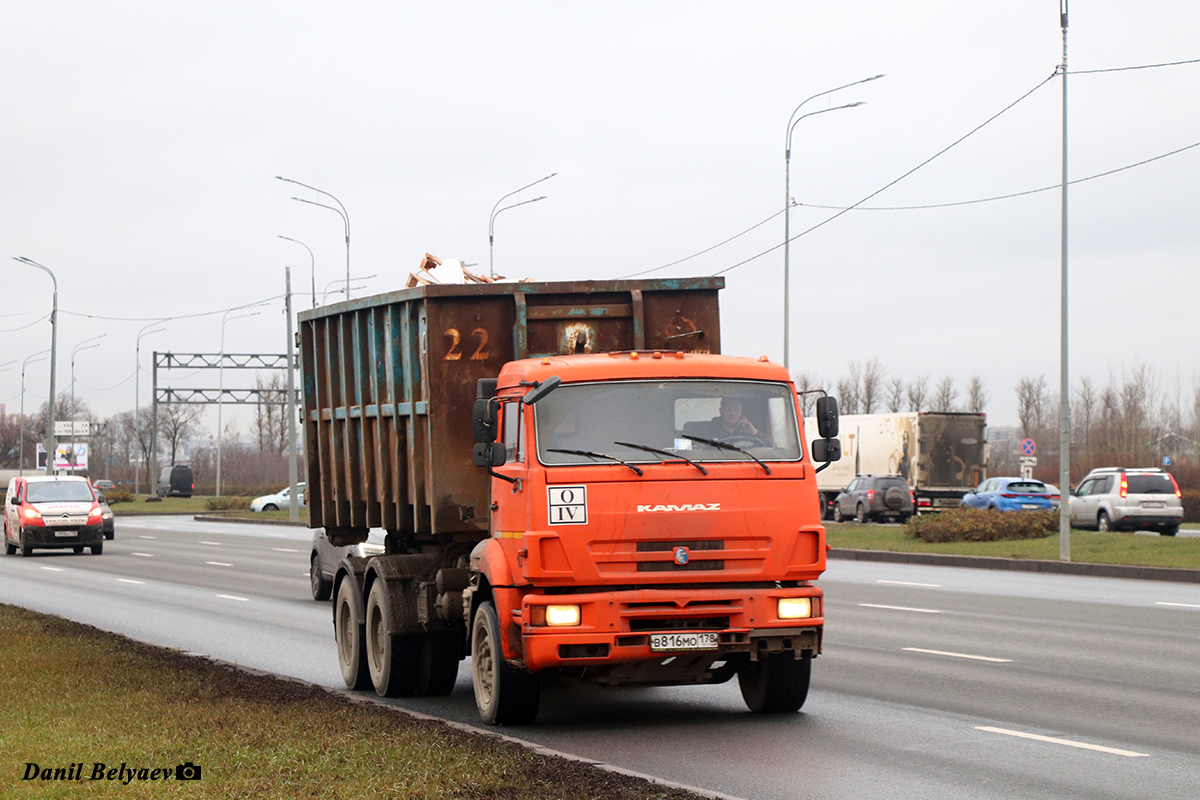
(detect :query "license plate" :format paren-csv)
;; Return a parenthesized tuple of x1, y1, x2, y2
(650, 632, 718, 651)
(1142, 502, 1165, 509)
(1022, 504, 1041, 509)
(54, 531, 78, 538)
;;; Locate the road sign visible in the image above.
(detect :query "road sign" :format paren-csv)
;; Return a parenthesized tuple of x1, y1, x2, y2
(1019, 456, 1038, 466)
(53, 420, 91, 437)
(1020, 438, 1036, 456)
(1163, 456, 1171, 467)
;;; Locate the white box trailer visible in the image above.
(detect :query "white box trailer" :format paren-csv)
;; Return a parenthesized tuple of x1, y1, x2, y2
(803, 412, 987, 517)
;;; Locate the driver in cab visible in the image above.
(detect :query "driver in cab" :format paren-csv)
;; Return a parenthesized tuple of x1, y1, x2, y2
(695, 396, 758, 440)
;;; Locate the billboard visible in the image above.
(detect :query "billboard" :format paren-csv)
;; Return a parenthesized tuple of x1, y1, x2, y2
(53, 443, 89, 471)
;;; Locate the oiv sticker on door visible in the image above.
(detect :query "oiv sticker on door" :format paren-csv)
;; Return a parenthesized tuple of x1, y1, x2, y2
(547, 486, 588, 525)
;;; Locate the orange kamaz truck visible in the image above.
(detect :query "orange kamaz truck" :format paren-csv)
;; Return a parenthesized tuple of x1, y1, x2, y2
(299, 277, 840, 724)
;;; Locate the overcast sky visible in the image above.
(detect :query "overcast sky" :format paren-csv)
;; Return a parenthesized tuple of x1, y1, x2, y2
(3, 1, 1197, 438)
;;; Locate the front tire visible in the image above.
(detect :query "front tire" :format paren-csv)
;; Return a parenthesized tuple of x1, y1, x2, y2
(738, 653, 812, 713)
(263, 503, 278, 512)
(310, 554, 332, 601)
(472, 600, 541, 725)
(20, 530, 34, 557)
(1097, 512, 1112, 532)
(90, 541, 103, 555)
(335, 574, 372, 690)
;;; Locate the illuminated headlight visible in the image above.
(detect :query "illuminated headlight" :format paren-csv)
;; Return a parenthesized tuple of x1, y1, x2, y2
(545, 604, 581, 626)
(23, 508, 41, 520)
(89, 507, 103, 518)
(777, 597, 812, 620)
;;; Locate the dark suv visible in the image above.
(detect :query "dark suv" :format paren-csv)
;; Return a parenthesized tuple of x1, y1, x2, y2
(832, 475, 914, 524)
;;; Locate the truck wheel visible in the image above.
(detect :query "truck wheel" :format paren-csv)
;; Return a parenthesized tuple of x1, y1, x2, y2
(855, 504, 867, 524)
(310, 554, 332, 601)
(832, 504, 844, 523)
(1097, 512, 1111, 532)
(335, 574, 372, 690)
(421, 632, 461, 696)
(365, 579, 423, 697)
(472, 601, 541, 725)
(738, 652, 811, 713)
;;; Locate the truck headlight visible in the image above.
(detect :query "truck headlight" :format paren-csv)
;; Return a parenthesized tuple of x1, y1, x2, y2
(777, 597, 812, 620)
(545, 604, 581, 626)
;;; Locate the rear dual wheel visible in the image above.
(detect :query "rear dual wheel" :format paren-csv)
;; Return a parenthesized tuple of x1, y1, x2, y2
(364, 579, 461, 698)
(335, 575, 372, 690)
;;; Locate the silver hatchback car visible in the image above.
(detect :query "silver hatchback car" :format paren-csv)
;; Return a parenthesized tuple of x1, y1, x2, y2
(1068, 467, 1183, 535)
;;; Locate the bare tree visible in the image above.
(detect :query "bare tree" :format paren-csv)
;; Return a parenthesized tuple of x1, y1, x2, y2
(885, 377, 905, 413)
(1015, 375, 1050, 439)
(930, 376, 958, 413)
(159, 402, 205, 465)
(906, 375, 929, 412)
(836, 376, 859, 415)
(965, 375, 987, 414)
(860, 358, 885, 414)
(793, 372, 822, 418)
(252, 373, 289, 454)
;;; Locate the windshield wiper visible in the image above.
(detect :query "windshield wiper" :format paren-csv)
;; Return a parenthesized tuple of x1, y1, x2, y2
(547, 448, 644, 476)
(614, 441, 708, 475)
(681, 435, 771, 475)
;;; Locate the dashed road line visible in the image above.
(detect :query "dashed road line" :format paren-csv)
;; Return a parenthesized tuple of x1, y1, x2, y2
(205, 561, 233, 567)
(1155, 602, 1200, 609)
(975, 726, 1149, 757)
(904, 648, 1011, 662)
(272, 548, 299, 553)
(877, 580, 943, 587)
(216, 594, 249, 602)
(859, 603, 941, 613)
(40, 566, 64, 572)
(137, 535, 156, 539)
(130, 552, 154, 558)
(199, 541, 222, 546)
(116, 578, 146, 585)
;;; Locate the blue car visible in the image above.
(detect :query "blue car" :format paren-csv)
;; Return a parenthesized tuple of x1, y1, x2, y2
(961, 477, 1054, 512)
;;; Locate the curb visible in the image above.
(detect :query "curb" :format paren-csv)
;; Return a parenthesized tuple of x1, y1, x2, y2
(192, 514, 307, 527)
(828, 548, 1200, 584)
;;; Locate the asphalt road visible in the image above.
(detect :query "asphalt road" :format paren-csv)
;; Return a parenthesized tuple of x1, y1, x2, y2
(2, 515, 1198, 800)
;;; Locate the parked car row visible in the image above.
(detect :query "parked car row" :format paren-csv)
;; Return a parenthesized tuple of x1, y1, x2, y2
(829, 466, 1184, 537)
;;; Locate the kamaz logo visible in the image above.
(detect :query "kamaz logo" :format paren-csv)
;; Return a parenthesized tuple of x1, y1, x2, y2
(636, 503, 721, 512)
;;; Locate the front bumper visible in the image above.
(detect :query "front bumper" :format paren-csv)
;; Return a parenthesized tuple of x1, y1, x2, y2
(518, 585, 823, 673)
(24, 523, 104, 548)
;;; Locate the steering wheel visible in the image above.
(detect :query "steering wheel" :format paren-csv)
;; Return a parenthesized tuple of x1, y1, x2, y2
(718, 435, 768, 448)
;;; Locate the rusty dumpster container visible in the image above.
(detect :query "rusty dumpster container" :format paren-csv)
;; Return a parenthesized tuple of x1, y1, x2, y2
(298, 277, 723, 543)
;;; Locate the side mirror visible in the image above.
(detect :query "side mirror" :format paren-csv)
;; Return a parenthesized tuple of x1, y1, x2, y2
(472, 442, 506, 468)
(811, 437, 841, 463)
(472, 399, 497, 443)
(97, 493, 106, 503)
(523, 375, 561, 406)
(815, 396, 839, 439)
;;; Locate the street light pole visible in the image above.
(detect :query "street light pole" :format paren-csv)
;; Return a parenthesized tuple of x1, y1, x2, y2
(489, 173, 557, 279)
(135, 321, 166, 495)
(321, 275, 376, 305)
(13, 257, 59, 475)
(780, 75, 883, 370)
(1058, 1, 1072, 561)
(276, 177, 350, 300)
(20, 351, 50, 477)
(278, 235, 317, 308)
(216, 309, 261, 497)
(71, 335, 106, 420)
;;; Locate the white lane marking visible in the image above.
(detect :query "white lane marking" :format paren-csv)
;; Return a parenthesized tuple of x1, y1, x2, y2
(272, 548, 299, 552)
(130, 552, 154, 558)
(205, 561, 233, 567)
(265, 533, 286, 538)
(41, 566, 65, 572)
(216, 594, 249, 602)
(859, 603, 941, 613)
(199, 541, 222, 546)
(877, 580, 943, 587)
(116, 578, 145, 585)
(1155, 602, 1200, 609)
(138, 535, 156, 539)
(904, 648, 1012, 663)
(975, 726, 1149, 757)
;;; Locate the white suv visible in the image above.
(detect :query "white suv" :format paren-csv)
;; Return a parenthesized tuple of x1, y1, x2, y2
(1068, 467, 1183, 536)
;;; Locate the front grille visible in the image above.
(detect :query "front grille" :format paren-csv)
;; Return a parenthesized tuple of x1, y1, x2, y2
(636, 540, 723, 552)
(629, 616, 730, 632)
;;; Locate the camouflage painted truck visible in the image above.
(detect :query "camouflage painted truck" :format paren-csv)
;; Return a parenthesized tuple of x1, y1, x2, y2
(299, 277, 841, 725)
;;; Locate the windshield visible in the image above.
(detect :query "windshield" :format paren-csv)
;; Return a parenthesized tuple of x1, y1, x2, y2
(27, 481, 95, 503)
(535, 380, 802, 466)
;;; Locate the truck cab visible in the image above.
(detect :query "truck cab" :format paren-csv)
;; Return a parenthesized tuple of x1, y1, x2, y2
(466, 352, 829, 722)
